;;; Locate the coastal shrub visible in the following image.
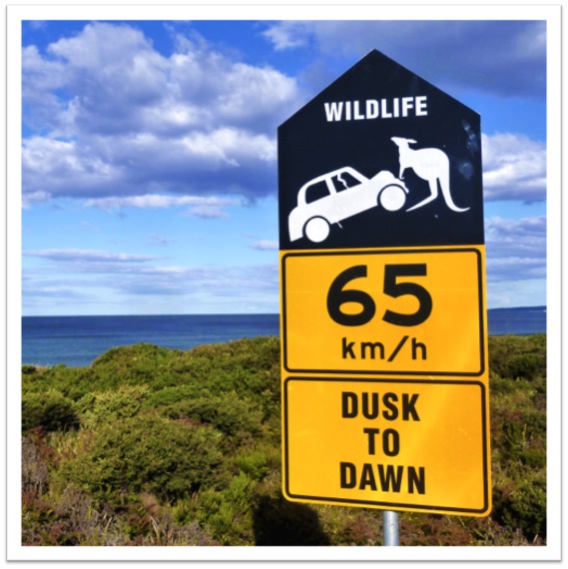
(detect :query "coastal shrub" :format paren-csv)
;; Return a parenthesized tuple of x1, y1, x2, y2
(234, 443, 280, 481)
(494, 408, 544, 459)
(493, 472, 546, 541)
(489, 373, 533, 397)
(196, 472, 257, 544)
(177, 337, 281, 399)
(488, 336, 547, 543)
(22, 431, 52, 496)
(21, 482, 220, 546)
(89, 344, 183, 393)
(144, 385, 208, 408)
(22, 390, 79, 434)
(21, 334, 548, 546)
(505, 353, 545, 381)
(22, 482, 109, 546)
(23, 366, 98, 402)
(77, 385, 149, 427)
(488, 335, 546, 380)
(55, 415, 224, 505)
(82, 338, 281, 400)
(490, 376, 546, 473)
(163, 392, 264, 437)
(92, 343, 177, 369)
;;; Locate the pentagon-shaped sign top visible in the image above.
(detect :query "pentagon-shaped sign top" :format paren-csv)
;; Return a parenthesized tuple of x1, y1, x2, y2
(278, 49, 484, 250)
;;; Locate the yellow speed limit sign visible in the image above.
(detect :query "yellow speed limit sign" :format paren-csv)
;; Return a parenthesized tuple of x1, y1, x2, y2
(279, 246, 491, 515)
(281, 247, 486, 376)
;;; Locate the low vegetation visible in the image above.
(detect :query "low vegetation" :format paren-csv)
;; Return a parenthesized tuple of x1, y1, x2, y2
(21, 334, 546, 546)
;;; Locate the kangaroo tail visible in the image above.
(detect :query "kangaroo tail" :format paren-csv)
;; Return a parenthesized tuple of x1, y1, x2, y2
(440, 169, 469, 212)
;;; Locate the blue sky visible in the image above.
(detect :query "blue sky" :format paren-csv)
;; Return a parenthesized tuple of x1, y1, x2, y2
(20, 17, 550, 316)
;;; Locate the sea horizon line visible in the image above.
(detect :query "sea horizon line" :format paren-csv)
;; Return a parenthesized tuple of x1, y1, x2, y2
(22, 306, 546, 319)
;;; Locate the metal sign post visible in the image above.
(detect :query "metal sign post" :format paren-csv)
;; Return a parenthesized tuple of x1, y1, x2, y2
(383, 511, 399, 546)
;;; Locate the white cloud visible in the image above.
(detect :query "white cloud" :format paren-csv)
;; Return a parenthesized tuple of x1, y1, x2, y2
(486, 278, 545, 309)
(183, 204, 228, 219)
(482, 133, 546, 202)
(179, 128, 275, 165)
(22, 22, 546, 208)
(250, 240, 279, 251)
(85, 194, 243, 214)
(24, 249, 162, 263)
(22, 136, 123, 199)
(22, 45, 67, 128)
(485, 215, 546, 281)
(48, 22, 161, 73)
(22, 22, 301, 204)
(22, 190, 51, 209)
(23, 245, 279, 308)
(484, 215, 546, 308)
(261, 21, 310, 51)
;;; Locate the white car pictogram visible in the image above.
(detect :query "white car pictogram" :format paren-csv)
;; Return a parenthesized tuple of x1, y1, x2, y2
(288, 166, 409, 243)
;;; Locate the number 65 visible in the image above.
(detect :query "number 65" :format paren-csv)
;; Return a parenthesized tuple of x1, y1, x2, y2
(326, 264, 433, 327)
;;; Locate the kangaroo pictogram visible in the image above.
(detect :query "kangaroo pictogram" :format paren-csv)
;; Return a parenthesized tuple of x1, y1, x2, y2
(391, 137, 469, 212)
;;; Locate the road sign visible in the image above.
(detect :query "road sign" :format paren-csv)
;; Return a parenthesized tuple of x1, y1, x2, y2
(278, 50, 484, 251)
(278, 50, 490, 516)
(281, 247, 486, 376)
(283, 378, 490, 515)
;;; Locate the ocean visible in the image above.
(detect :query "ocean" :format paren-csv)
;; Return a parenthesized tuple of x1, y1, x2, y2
(22, 307, 546, 368)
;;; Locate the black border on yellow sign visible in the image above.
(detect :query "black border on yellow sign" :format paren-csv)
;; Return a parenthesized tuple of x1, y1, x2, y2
(281, 247, 486, 377)
(283, 376, 490, 515)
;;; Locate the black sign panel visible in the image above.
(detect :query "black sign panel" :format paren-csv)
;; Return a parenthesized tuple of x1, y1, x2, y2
(278, 50, 484, 250)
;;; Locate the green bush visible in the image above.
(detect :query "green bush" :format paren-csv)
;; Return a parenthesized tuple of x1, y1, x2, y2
(91, 343, 178, 369)
(506, 353, 546, 381)
(234, 445, 280, 481)
(77, 385, 149, 427)
(22, 390, 79, 433)
(144, 385, 206, 408)
(22, 366, 99, 402)
(21, 334, 548, 546)
(488, 335, 546, 380)
(56, 415, 224, 504)
(163, 392, 264, 437)
(197, 472, 257, 544)
(493, 473, 546, 541)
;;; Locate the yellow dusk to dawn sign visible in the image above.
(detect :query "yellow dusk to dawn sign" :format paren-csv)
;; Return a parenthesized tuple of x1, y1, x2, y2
(278, 50, 491, 516)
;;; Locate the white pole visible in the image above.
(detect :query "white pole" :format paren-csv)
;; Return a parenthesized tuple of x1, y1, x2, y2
(382, 510, 399, 545)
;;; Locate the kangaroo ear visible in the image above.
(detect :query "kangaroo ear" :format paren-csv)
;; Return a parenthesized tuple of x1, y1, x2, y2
(408, 139, 418, 144)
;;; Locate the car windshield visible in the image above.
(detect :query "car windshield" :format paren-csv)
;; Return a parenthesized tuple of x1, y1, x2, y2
(331, 170, 363, 192)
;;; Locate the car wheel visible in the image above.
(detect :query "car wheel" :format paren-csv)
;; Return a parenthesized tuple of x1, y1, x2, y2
(304, 217, 330, 243)
(379, 185, 406, 211)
